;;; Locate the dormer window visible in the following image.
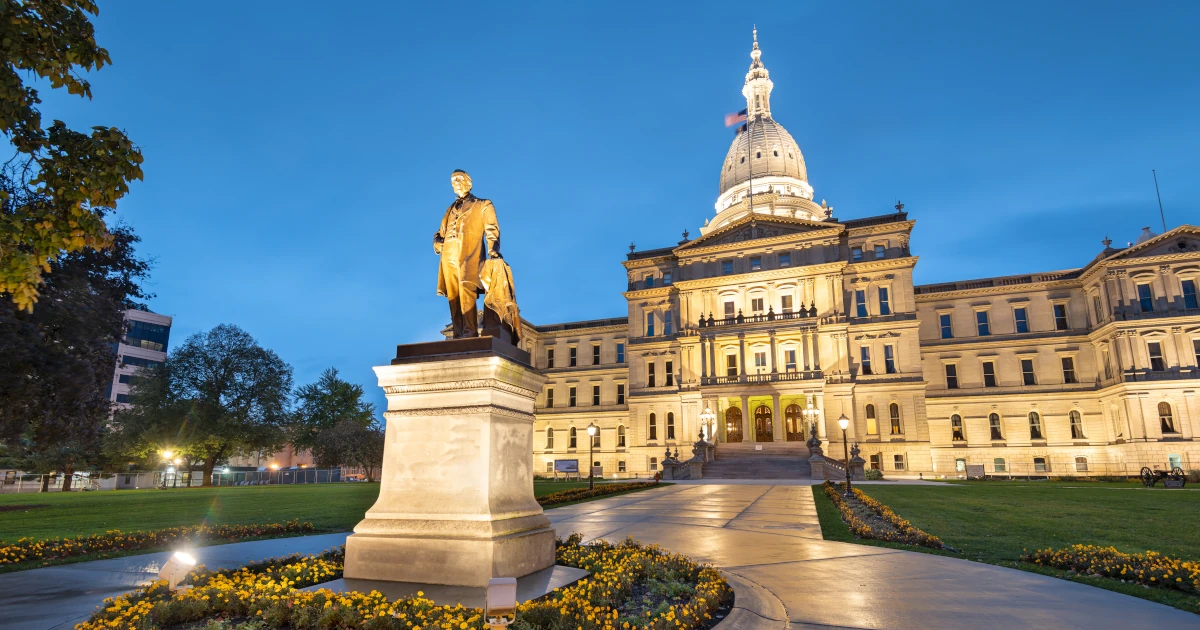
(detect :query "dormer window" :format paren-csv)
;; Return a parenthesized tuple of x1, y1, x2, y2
(773, 150, 779, 157)
(756, 151, 761, 158)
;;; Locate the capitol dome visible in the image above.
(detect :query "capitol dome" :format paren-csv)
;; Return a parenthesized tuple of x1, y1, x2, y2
(718, 116, 808, 195)
(705, 29, 825, 232)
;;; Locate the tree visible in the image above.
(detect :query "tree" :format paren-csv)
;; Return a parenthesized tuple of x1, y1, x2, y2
(0, 0, 144, 312)
(290, 368, 376, 467)
(0, 184, 151, 490)
(109, 324, 293, 486)
(323, 419, 385, 482)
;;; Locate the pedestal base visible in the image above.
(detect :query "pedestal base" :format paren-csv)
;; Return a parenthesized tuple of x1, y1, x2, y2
(344, 526, 556, 587)
(307, 564, 589, 608)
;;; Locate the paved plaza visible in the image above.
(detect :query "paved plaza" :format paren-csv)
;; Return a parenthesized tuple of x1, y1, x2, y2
(2, 483, 1196, 629)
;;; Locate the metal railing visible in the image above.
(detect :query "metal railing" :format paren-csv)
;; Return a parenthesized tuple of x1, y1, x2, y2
(702, 370, 823, 386)
(0, 468, 356, 493)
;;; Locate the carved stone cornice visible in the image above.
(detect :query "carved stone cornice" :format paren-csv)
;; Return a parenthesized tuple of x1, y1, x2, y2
(385, 404, 534, 421)
(673, 261, 846, 291)
(383, 378, 539, 399)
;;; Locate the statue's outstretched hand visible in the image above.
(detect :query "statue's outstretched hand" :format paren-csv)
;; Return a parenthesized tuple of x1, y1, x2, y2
(433, 232, 444, 255)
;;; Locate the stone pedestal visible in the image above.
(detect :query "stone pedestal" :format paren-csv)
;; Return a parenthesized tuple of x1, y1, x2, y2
(345, 337, 555, 587)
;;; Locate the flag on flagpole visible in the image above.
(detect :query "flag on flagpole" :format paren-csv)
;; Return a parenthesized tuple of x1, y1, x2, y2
(724, 109, 747, 128)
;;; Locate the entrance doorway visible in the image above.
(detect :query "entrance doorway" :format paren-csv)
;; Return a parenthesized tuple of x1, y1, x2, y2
(725, 407, 743, 443)
(785, 404, 804, 441)
(754, 405, 774, 442)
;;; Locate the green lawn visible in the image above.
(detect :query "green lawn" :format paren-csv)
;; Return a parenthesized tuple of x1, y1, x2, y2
(0, 480, 626, 541)
(812, 481, 1200, 613)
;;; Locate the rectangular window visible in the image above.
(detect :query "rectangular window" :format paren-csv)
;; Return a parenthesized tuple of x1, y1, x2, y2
(616, 384, 625, 405)
(546, 388, 554, 408)
(592, 432, 600, 448)
(1061, 357, 1077, 384)
(851, 246, 863, 261)
(1137, 283, 1154, 312)
(878, 287, 891, 316)
(856, 290, 868, 318)
(890, 404, 902, 435)
(547, 348, 555, 369)
(874, 244, 886, 259)
(779, 252, 791, 268)
(1102, 347, 1113, 380)
(861, 347, 873, 375)
(1148, 341, 1165, 372)
(647, 363, 656, 387)
(662, 271, 672, 285)
(650, 457, 658, 471)
(785, 349, 797, 372)
(753, 351, 767, 370)
(568, 387, 577, 407)
(982, 361, 997, 387)
(1075, 456, 1089, 472)
(646, 313, 655, 336)
(865, 406, 878, 435)
(724, 301, 735, 317)
(722, 260, 734, 275)
(616, 343, 625, 363)
(976, 310, 990, 336)
(944, 364, 958, 389)
(893, 454, 906, 471)
(618, 460, 626, 472)
(750, 256, 762, 271)
(1014, 307, 1029, 333)
(665, 360, 674, 386)
(1021, 359, 1036, 385)
(592, 345, 601, 365)
(1092, 295, 1104, 323)
(939, 313, 953, 339)
(569, 347, 577, 367)
(644, 274, 654, 288)
(751, 297, 764, 314)
(1034, 457, 1048, 473)
(546, 461, 554, 473)
(115, 393, 130, 403)
(664, 311, 673, 336)
(1053, 303, 1069, 330)
(884, 345, 896, 374)
(118, 373, 133, 384)
(592, 385, 600, 406)
(1194, 339, 1200, 367)
(1184, 279, 1199, 309)
(869, 454, 881, 469)
(994, 458, 1007, 472)
(781, 295, 793, 314)
(726, 355, 738, 377)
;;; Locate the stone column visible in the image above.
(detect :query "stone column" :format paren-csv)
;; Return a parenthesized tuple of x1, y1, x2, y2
(709, 335, 717, 378)
(347, 343, 554, 586)
(812, 332, 822, 373)
(700, 335, 708, 379)
(769, 330, 778, 374)
(738, 332, 747, 377)
(772, 392, 783, 441)
(741, 394, 753, 442)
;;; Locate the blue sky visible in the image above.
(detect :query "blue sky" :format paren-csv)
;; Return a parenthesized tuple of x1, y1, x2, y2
(39, 1, 1200, 415)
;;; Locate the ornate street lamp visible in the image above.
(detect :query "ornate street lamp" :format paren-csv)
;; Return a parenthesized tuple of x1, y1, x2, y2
(586, 423, 598, 490)
(837, 414, 852, 497)
(802, 398, 821, 440)
(699, 405, 716, 441)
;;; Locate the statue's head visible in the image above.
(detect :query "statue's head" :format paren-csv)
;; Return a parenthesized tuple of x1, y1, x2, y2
(450, 169, 472, 198)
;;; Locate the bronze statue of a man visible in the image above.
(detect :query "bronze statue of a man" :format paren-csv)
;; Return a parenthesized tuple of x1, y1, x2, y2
(434, 170, 499, 338)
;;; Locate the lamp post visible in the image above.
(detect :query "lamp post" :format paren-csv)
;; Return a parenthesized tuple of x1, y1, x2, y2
(802, 399, 820, 437)
(699, 405, 716, 441)
(837, 414, 852, 497)
(586, 422, 598, 490)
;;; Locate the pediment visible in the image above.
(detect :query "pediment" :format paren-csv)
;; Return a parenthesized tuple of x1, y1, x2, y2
(677, 215, 839, 252)
(1106, 226, 1200, 261)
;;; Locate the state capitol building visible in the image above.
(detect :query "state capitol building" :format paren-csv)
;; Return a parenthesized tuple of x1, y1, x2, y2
(514, 33, 1200, 480)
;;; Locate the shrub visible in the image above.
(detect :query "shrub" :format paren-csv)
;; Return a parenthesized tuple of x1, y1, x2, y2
(1187, 470, 1200, 484)
(78, 536, 733, 630)
(1022, 545, 1199, 597)
(864, 468, 883, 481)
(537, 481, 659, 507)
(823, 481, 943, 550)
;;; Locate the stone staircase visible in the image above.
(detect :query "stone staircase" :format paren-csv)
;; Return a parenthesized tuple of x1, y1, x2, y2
(702, 442, 812, 480)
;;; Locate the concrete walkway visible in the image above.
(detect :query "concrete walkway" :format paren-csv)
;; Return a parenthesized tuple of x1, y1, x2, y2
(3, 484, 1196, 629)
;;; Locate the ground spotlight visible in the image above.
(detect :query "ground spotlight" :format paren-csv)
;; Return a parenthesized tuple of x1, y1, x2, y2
(158, 550, 196, 591)
(485, 577, 517, 628)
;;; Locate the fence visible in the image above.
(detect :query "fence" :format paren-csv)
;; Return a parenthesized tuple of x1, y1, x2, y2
(0, 468, 354, 494)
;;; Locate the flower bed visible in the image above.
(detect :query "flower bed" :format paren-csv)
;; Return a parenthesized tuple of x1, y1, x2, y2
(1022, 544, 1200, 597)
(78, 534, 733, 630)
(0, 520, 315, 567)
(538, 481, 660, 507)
(823, 481, 944, 549)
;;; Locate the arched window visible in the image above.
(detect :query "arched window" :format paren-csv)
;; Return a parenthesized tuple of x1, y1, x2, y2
(865, 404, 878, 435)
(666, 412, 676, 439)
(569, 426, 577, 449)
(993, 457, 1007, 473)
(617, 425, 626, 447)
(989, 413, 1003, 440)
(1075, 456, 1089, 472)
(546, 427, 554, 449)
(592, 429, 601, 449)
(649, 413, 658, 440)
(889, 403, 902, 435)
(1069, 410, 1085, 439)
(1028, 412, 1043, 440)
(1159, 402, 1177, 433)
(951, 414, 965, 441)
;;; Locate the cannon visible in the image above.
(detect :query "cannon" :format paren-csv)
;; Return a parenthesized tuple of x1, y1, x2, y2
(1140, 466, 1186, 488)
